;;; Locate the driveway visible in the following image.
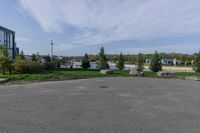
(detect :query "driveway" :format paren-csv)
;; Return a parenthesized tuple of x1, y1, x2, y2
(0, 77, 200, 133)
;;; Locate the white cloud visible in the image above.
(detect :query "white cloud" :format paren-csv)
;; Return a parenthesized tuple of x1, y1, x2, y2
(121, 44, 200, 54)
(55, 43, 75, 52)
(18, 0, 200, 45)
(16, 37, 30, 43)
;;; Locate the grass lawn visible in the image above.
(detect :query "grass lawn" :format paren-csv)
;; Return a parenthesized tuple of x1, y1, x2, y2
(0, 69, 139, 82)
(0, 69, 103, 82)
(0, 69, 200, 83)
(176, 72, 200, 77)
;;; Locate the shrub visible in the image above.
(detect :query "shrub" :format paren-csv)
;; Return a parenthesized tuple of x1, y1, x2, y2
(0, 45, 12, 74)
(43, 61, 56, 70)
(13, 60, 42, 73)
(194, 51, 200, 72)
(43, 55, 56, 70)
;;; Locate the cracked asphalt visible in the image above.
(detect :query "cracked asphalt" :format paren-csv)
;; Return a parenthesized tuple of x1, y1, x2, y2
(0, 77, 200, 133)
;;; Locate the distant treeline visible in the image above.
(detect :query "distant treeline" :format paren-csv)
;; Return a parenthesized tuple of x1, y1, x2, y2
(61, 53, 195, 65)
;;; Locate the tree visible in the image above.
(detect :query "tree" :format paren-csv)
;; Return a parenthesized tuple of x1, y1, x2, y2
(0, 45, 11, 74)
(31, 53, 37, 61)
(150, 51, 162, 72)
(43, 55, 55, 70)
(31, 53, 40, 61)
(98, 47, 109, 69)
(194, 51, 200, 72)
(116, 52, 124, 70)
(17, 50, 25, 60)
(136, 53, 144, 71)
(13, 50, 26, 73)
(82, 53, 91, 69)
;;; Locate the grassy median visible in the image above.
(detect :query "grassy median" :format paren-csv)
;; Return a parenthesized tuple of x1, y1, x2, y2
(0, 69, 199, 83)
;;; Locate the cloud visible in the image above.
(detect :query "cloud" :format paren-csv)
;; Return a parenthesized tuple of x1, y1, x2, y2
(55, 43, 75, 52)
(16, 37, 31, 43)
(18, 0, 200, 45)
(121, 43, 200, 54)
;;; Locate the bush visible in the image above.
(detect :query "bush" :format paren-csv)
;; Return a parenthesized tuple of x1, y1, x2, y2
(194, 51, 200, 72)
(43, 55, 56, 70)
(43, 61, 56, 70)
(0, 45, 11, 74)
(13, 60, 42, 73)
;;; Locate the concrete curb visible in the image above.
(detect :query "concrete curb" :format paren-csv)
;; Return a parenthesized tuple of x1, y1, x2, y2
(0, 78, 8, 84)
(185, 76, 200, 81)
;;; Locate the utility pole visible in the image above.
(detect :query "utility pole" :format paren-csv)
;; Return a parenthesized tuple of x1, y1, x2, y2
(50, 39, 54, 60)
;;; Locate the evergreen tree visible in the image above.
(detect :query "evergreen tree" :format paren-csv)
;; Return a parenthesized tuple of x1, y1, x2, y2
(116, 52, 124, 70)
(150, 51, 162, 72)
(82, 53, 91, 69)
(194, 51, 200, 72)
(136, 53, 144, 71)
(98, 47, 109, 69)
(31, 52, 40, 62)
(31, 53, 37, 61)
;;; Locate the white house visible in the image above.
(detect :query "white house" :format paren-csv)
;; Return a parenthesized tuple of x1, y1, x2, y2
(145, 58, 181, 65)
(73, 62, 82, 68)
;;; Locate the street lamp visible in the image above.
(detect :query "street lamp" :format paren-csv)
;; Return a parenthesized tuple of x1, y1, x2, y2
(50, 39, 54, 60)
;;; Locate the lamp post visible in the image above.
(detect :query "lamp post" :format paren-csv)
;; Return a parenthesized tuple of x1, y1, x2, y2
(50, 39, 54, 60)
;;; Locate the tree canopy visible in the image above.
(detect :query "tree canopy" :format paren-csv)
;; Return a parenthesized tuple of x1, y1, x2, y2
(150, 51, 162, 72)
(98, 47, 109, 69)
(116, 52, 124, 70)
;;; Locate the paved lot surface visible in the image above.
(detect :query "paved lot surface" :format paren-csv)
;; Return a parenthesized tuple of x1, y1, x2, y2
(0, 77, 200, 133)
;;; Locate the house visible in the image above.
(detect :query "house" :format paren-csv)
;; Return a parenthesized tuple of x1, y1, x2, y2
(0, 26, 19, 59)
(161, 58, 181, 65)
(145, 58, 181, 65)
(73, 61, 82, 68)
(145, 59, 152, 64)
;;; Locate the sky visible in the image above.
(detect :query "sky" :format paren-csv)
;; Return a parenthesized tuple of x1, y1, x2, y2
(1, 0, 200, 56)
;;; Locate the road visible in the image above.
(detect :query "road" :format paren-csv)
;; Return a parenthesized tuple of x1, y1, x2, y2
(0, 77, 200, 133)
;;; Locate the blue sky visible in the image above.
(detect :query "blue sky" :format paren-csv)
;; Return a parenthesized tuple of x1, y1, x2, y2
(1, 0, 200, 55)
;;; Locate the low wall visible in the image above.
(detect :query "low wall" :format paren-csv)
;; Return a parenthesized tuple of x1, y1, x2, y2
(109, 63, 194, 72)
(162, 66, 194, 72)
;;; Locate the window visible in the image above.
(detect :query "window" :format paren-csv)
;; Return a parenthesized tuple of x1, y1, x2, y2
(10, 34, 13, 48)
(3, 32, 12, 47)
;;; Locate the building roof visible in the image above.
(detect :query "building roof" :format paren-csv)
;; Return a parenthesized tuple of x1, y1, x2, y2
(0, 26, 15, 34)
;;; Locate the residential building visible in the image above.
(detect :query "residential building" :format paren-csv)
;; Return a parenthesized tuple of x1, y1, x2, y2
(161, 58, 181, 65)
(145, 58, 181, 65)
(73, 62, 82, 68)
(145, 59, 152, 64)
(0, 26, 19, 59)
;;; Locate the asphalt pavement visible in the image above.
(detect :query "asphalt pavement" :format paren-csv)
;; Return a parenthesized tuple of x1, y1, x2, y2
(0, 77, 200, 133)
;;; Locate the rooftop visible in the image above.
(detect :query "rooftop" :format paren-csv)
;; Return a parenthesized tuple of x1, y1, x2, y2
(0, 26, 15, 34)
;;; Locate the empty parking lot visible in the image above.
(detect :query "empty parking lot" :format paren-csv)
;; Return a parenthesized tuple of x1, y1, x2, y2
(0, 77, 200, 133)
